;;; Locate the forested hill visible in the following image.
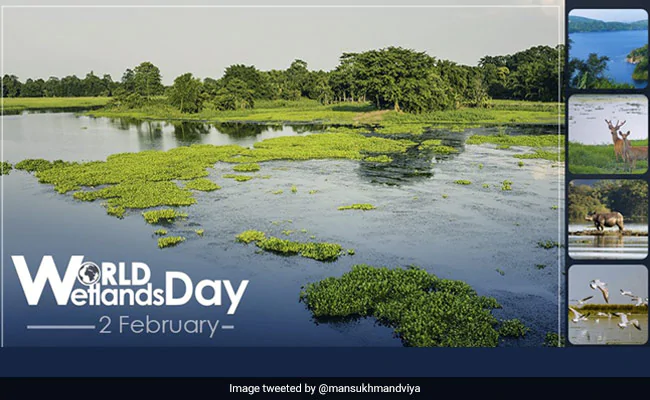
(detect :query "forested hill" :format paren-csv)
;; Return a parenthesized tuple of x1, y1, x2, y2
(569, 15, 648, 33)
(628, 44, 648, 81)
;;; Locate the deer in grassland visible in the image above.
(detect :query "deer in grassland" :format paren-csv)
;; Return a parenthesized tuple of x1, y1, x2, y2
(619, 130, 648, 171)
(605, 119, 626, 162)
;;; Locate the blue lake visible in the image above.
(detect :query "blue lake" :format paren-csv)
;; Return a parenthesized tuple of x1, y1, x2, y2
(569, 30, 648, 88)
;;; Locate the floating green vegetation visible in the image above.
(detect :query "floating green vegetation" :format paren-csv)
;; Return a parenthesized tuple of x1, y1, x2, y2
(418, 139, 442, 149)
(482, 183, 490, 188)
(430, 145, 458, 155)
(106, 206, 125, 219)
(338, 203, 376, 211)
(223, 174, 253, 182)
(347, 249, 356, 255)
(300, 229, 308, 233)
(514, 149, 564, 162)
(412, 196, 419, 200)
(501, 180, 513, 191)
(537, 240, 561, 249)
(154, 229, 168, 236)
(308, 190, 318, 194)
(1, 161, 12, 175)
(363, 155, 392, 163)
(291, 185, 297, 193)
(73, 181, 196, 210)
(543, 333, 565, 347)
(1, 96, 110, 114)
(195, 229, 204, 236)
(442, 194, 448, 199)
(478, 163, 484, 169)
(15, 158, 77, 173)
(496, 144, 511, 150)
(299, 264, 504, 347)
(454, 180, 471, 185)
(535, 264, 547, 270)
(466, 134, 560, 147)
(272, 189, 283, 195)
(551, 205, 558, 210)
(236, 230, 343, 262)
(495, 268, 505, 276)
(184, 178, 221, 191)
(236, 230, 267, 243)
(232, 163, 261, 172)
(282, 230, 294, 236)
(158, 236, 186, 249)
(142, 209, 187, 224)
(518, 161, 525, 167)
(498, 319, 529, 338)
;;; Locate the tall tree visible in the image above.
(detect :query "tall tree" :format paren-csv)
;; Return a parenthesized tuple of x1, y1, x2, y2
(133, 61, 164, 98)
(2, 75, 22, 97)
(168, 73, 204, 113)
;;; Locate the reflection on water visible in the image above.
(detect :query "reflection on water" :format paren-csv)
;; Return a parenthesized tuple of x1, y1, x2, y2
(569, 313, 648, 345)
(3, 112, 562, 186)
(568, 223, 648, 260)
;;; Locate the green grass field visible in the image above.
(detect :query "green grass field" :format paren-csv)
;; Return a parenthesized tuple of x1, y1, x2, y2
(568, 141, 648, 174)
(1, 97, 110, 114)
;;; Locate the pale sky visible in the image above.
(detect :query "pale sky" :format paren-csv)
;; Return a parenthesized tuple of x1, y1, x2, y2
(1, 0, 563, 84)
(569, 9, 648, 23)
(570, 265, 648, 305)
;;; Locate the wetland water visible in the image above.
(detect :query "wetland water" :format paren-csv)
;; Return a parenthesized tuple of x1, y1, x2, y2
(569, 313, 648, 345)
(568, 223, 648, 260)
(569, 30, 648, 88)
(2, 111, 564, 346)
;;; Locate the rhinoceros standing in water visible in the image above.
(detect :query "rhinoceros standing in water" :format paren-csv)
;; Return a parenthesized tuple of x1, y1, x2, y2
(585, 211, 624, 232)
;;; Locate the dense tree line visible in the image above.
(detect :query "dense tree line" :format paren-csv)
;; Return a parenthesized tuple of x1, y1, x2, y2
(568, 180, 648, 222)
(2, 44, 563, 113)
(568, 15, 648, 33)
(629, 44, 648, 81)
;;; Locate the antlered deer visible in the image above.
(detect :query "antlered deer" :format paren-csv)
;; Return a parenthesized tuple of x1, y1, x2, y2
(605, 119, 626, 162)
(619, 130, 648, 171)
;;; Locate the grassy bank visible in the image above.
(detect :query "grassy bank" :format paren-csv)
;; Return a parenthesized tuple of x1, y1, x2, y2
(1, 97, 110, 114)
(568, 141, 648, 174)
(572, 304, 648, 312)
(85, 98, 563, 129)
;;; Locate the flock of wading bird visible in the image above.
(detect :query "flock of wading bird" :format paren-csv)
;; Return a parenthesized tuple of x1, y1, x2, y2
(569, 278, 648, 331)
(605, 119, 648, 172)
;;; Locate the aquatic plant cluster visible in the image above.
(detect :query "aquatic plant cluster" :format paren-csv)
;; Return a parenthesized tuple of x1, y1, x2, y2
(300, 264, 521, 347)
(236, 230, 343, 261)
(1, 161, 12, 175)
(158, 236, 186, 249)
(466, 134, 564, 161)
(142, 209, 187, 224)
(337, 203, 376, 211)
(184, 178, 221, 191)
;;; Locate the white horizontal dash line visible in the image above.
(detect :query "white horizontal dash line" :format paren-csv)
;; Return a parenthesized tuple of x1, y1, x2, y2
(221, 325, 235, 330)
(27, 325, 96, 330)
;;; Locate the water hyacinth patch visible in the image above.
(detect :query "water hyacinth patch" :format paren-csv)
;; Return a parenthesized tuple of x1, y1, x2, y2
(15, 158, 77, 173)
(236, 230, 343, 262)
(498, 319, 529, 338)
(299, 265, 504, 347)
(363, 155, 392, 163)
(501, 180, 513, 191)
(1, 161, 12, 175)
(154, 229, 168, 236)
(338, 203, 376, 211)
(518, 161, 525, 167)
(537, 240, 561, 249)
(235, 230, 267, 243)
(482, 183, 490, 188)
(184, 178, 221, 191)
(272, 190, 283, 195)
(223, 174, 253, 182)
(106, 205, 126, 219)
(196, 229, 204, 236)
(291, 185, 298, 193)
(158, 236, 186, 249)
(233, 163, 260, 172)
(543, 333, 565, 347)
(142, 209, 188, 224)
(454, 180, 471, 185)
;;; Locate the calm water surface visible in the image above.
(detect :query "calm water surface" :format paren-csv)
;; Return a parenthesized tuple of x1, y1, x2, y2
(569, 30, 648, 88)
(1, 112, 564, 347)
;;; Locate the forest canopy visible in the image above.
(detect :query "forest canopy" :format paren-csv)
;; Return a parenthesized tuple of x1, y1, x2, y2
(2, 44, 564, 114)
(568, 180, 648, 222)
(568, 15, 648, 33)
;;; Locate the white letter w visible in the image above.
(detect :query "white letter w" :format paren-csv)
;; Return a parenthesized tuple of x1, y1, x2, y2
(12, 255, 83, 305)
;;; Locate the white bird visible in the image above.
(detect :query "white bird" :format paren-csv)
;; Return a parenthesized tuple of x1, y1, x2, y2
(597, 312, 612, 318)
(614, 313, 641, 330)
(590, 279, 609, 303)
(569, 307, 590, 323)
(631, 297, 646, 307)
(620, 289, 635, 297)
(571, 296, 594, 305)
(596, 319, 600, 323)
